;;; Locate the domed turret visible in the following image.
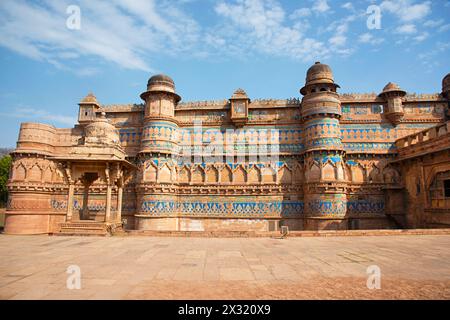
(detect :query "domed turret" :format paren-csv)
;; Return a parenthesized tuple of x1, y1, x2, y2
(380, 82, 406, 97)
(139, 73, 181, 155)
(300, 62, 342, 119)
(84, 112, 120, 146)
(379, 82, 406, 126)
(300, 62, 340, 95)
(141, 74, 181, 103)
(306, 62, 334, 84)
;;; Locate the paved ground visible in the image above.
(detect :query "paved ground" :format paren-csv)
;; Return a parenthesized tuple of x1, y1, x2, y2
(0, 234, 449, 299)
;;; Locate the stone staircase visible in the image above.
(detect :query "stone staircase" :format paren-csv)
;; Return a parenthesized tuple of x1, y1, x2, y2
(57, 221, 119, 236)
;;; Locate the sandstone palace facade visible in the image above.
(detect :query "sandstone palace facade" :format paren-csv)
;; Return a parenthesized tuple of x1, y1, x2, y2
(4, 62, 450, 235)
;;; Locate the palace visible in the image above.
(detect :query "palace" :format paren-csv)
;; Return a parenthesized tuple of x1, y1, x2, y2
(4, 62, 450, 235)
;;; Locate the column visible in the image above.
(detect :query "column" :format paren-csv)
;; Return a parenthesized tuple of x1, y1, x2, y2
(66, 183, 75, 222)
(105, 184, 112, 223)
(116, 183, 123, 223)
(65, 162, 74, 222)
(82, 182, 89, 220)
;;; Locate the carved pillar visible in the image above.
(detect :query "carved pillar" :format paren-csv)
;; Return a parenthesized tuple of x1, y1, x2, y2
(117, 183, 123, 223)
(65, 162, 74, 222)
(116, 165, 124, 223)
(67, 183, 75, 222)
(82, 182, 89, 220)
(105, 163, 111, 223)
(105, 184, 112, 223)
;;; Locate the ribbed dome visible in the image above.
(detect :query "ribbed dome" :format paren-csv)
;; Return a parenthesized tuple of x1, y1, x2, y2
(84, 112, 120, 146)
(380, 82, 406, 96)
(382, 82, 400, 92)
(141, 73, 181, 103)
(147, 74, 175, 88)
(305, 62, 334, 85)
(300, 61, 339, 95)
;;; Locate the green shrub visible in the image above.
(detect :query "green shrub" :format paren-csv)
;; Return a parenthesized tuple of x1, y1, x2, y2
(0, 155, 12, 207)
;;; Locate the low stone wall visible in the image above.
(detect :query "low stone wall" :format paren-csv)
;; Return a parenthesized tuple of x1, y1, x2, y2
(125, 228, 450, 238)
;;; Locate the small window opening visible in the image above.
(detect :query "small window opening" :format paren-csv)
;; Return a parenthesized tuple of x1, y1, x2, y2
(444, 180, 450, 198)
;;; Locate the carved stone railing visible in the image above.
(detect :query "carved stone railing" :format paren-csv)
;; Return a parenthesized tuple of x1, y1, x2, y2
(395, 121, 450, 149)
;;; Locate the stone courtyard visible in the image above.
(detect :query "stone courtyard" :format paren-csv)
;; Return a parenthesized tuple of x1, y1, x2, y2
(0, 234, 449, 300)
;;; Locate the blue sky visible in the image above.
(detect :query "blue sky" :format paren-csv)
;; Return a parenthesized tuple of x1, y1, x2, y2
(0, 0, 449, 147)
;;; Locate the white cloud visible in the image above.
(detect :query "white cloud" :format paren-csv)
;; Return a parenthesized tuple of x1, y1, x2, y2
(414, 32, 429, 42)
(423, 19, 444, 28)
(341, 2, 354, 11)
(0, 0, 201, 73)
(329, 35, 346, 47)
(213, 0, 330, 61)
(312, 0, 330, 13)
(289, 8, 311, 19)
(358, 33, 385, 45)
(396, 24, 418, 34)
(324, 13, 357, 50)
(381, 0, 431, 22)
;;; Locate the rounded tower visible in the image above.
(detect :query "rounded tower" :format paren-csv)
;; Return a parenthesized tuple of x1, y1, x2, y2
(139, 74, 181, 155)
(136, 74, 181, 231)
(378, 82, 406, 126)
(301, 62, 348, 230)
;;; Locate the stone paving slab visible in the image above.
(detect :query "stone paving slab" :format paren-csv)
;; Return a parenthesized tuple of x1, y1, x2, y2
(0, 234, 449, 299)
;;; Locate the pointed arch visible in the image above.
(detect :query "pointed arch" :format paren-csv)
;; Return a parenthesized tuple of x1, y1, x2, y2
(278, 166, 292, 184)
(292, 163, 303, 184)
(220, 165, 232, 183)
(261, 166, 276, 183)
(206, 165, 219, 184)
(28, 164, 42, 182)
(13, 162, 26, 181)
(233, 165, 247, 184)
(322, 161, 335, 181)
(144, 162, 157, 182)
(179, 165, 191, 184)
(42, 166, 53, 182)
(308, 161, 320, 181)
(158, 164, 172, 183)
(247, 165, 261, 184)
(192, 165, 205, 183)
